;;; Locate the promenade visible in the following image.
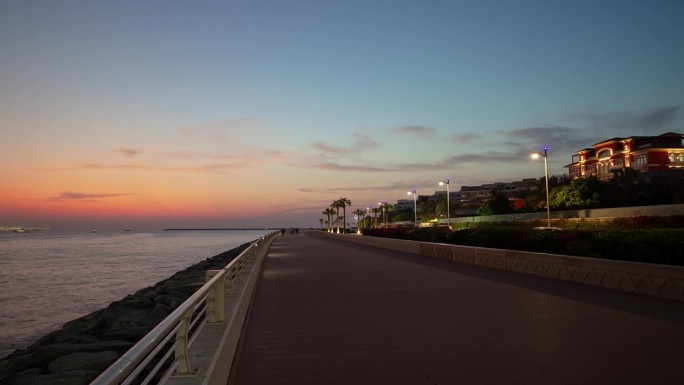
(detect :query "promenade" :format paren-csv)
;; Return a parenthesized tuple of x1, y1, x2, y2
(231, 232, 684, 385)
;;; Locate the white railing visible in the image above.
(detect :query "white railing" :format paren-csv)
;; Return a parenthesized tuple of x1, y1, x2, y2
(91, 232, 278, 385)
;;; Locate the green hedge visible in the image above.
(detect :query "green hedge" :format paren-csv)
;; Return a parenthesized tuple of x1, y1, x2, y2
(362, 227, 684, 266)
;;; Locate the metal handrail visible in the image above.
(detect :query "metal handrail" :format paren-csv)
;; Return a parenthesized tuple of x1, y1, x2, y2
(91, 232, 278, 385)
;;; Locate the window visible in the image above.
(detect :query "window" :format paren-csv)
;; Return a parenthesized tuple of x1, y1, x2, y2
(636, 155, 647, 166)
(670, 153, 675, 163)
(680, 154, 684, 162)
(614, 159, 623, 168)
(597, 149, 611, 159)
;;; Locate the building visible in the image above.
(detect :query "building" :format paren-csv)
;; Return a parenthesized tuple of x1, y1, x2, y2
(394, 199, 414, 211)
(566, 132, 684, 180)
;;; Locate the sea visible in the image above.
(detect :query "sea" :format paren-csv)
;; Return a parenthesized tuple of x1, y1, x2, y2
(0, 229, 271, 359)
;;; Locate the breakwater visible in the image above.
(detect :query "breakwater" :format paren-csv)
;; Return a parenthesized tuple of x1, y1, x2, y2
(0, 242, 251, 385)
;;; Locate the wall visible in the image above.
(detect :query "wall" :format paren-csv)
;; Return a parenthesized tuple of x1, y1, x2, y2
(438, 203, 684, 225)
(312, 232, 684, 302)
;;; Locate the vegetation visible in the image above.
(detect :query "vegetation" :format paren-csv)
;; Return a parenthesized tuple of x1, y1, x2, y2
(362, 216, 684, 266)
(476, 189, 514, 215)
(546, 169, 684, 211)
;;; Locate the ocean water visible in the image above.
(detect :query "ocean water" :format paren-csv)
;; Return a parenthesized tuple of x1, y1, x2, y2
(0, 229, 270, 359)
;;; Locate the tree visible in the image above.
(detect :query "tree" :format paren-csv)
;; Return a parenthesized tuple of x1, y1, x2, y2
(322, 208, 335, 232)
(416, 196, 436, 221)
(352, 209, 363, 229)
(331, 201, 341, 233)
(548, 177, 602, 210)
(392, 209, 414, 222)
(476, 189, 514, 216)
(337, 197, 351, 233)
(319, 218, 324, 229)
(435, 194, 448, 218)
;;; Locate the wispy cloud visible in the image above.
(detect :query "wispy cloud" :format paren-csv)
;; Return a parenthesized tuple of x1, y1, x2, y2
(502, 126, 597, 153)
(114, 148, 141, 158)
(558, 105, 681, 134)
(179, 117, 261, 142)
(302, 150, 527, 174)
(46, 192, 132, 203)
(447, 133, 481, 143)
(392, 125, 438, 138)
(310, 132, 379, 156)
(311, 162, 393, 172)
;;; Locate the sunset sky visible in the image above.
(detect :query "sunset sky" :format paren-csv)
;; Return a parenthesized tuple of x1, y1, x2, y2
(1, 0, 683, 230)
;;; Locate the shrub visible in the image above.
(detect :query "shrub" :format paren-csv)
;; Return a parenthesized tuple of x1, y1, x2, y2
(363, 225, 684, 265)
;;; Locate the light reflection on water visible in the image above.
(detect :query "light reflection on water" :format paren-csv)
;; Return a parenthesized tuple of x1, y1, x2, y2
(0, 230, 269, 358)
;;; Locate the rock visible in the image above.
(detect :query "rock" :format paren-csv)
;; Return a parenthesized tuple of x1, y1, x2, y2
(52, 333, 99, 344)
(0, 353, 37, 381)
(0, 242, 252, 383)
(10, 371, 97, 385)
(100, 327, 150, 342)
(16, 368, 44, 376)
(91, 341, 133, 355)
(35, 343, 91, 362)
(48, 351, 118, 374)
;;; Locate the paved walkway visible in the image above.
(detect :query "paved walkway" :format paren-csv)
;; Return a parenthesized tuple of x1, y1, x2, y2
(231, 232, 684, 385)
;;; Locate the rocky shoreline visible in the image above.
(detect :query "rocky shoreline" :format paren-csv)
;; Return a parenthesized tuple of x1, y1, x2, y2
(0, 242, 252, 385)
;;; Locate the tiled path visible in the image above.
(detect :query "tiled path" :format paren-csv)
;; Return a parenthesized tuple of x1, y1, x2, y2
(231, 232, 684, 385)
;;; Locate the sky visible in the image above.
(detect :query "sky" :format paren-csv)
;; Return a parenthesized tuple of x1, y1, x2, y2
(1, 0, 683, 230)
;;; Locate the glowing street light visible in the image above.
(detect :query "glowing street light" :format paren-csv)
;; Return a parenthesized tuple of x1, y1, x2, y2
(407, 189, 417, 225)
(438, 177, 451, 228)
(531, 146, 551, 228)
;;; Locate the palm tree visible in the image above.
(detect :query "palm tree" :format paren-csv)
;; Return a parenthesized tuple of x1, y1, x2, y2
(352, 209, 363, 231)
(319, 218, 324, 229)
(322, 208, 335, 232)
(338, 197, 351, 233)
(331, 201, 341, 233)
(380, 202, 394, 227)
(371, 207, 379, 228)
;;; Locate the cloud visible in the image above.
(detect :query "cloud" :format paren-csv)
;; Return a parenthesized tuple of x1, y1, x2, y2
(559, 105, 681, 134)
(178, 117, 261, 142)
(310, 132, 379, 156)
(303, 150, 528, 174)
(392, 125, 438, 138)
(503, 126, 596, 152)
(114, 148, 141, 158)
(73, 150, 291, 174)
(447, 133, 480, 143)
(46, 192, 132, 203)
(311, 162, 393, 172)
(635, 106, 680, 130)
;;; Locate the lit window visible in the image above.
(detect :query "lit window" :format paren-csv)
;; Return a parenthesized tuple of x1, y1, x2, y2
(670, 154, 675, 163)
(636, 156, 647, 166)
(679, 154, 684, 162)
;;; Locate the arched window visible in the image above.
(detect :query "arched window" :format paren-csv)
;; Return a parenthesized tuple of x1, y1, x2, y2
(597, 149, 611, 159)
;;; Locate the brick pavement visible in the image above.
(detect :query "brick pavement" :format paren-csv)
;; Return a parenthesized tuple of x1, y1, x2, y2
(231, 232, 684, 385)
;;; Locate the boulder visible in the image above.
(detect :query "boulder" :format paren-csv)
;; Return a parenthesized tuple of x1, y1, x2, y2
(48, 351, 118, 374)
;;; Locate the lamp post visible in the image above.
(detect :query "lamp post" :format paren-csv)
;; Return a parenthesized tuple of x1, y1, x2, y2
(407, 189, 417, 226)
(531, 146, 551, 228)
(439, 177, 451, 228)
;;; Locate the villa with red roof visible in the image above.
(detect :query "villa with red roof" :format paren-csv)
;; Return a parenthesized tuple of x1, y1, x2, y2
(565, 132, 684, 180)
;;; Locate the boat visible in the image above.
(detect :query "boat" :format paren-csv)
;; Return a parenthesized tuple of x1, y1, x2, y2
(14, 229, 29, 233)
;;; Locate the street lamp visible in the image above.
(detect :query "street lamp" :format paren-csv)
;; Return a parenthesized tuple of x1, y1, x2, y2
(378, 201, 388, 228)
(438, 177, 451, 228)
(531, 146, 551, 228)
(407, 189, 417, 226)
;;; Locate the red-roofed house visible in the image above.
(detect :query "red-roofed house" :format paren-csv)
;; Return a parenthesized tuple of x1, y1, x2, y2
(566, 132, 684, 180)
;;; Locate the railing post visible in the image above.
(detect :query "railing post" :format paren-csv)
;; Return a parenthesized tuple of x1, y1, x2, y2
(226, 267, 236, 296)
(173, 307, 195, 377)
(205, 270, 225, 324)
